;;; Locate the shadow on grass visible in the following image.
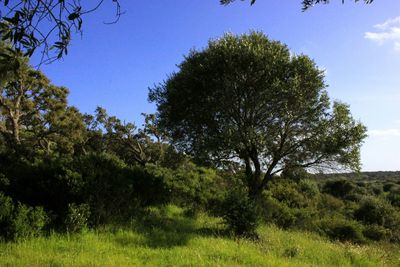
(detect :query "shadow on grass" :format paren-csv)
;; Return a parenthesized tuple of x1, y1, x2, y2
(113, 207, 229, 249)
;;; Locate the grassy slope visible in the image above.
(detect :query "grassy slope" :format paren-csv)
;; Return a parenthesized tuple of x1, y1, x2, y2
(0, 206, 399, 267)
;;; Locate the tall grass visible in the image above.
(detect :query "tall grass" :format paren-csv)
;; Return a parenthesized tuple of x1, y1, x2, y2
(0, 205, 398, 267)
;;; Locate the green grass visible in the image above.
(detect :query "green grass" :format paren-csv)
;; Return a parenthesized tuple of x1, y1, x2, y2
(0, 205, 399, 267)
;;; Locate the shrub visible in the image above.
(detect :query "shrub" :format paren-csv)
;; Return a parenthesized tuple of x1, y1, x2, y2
(76, 153, 169, 225)
(65, 203, 90, 233)
(260, 195, 296, 229)
(318, 194, 345, 212)
(268, 180, 308, 209)
(0, 192, 14, 240)
(148, 162, 224, 212)
(354, 197, 397, 228)
(390, 229, 400, 243)
(219, 189, 259, 237)
(383, 182, 398, 192)
(322, 179, 355, 199)
(0, 173, 9, 189)
(345, 193, 363, 202)
(260, 187, 319, 230)
(317, 217, 365, 243)
(363, 224, 391, 241)
(298, 179, 319, 199)
(11, 204, 48, 241)
(387, 188, 400, 208)
(356, 181, 366, 187)
(369, 184, 383, 195)
(1, 193, 48, 241)
(1, 156, 81, 224)
(293, 208, 318, 230)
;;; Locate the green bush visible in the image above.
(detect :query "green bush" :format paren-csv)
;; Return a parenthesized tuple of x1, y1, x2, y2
(0, 193, 48, 241)
(11, 204, 48, 241)
(260, 195, 296, 229)
(76, 153, 169, 225)
(65, 203, 90, 233)
(322, 179, 356, 199)
(345, 193, 363, 202)
(147, 162, 224, 212)
(298, 179, 319, 199)
(383, 182, 398, 192)
(292, 208, 318, 230)
(369, 184, 383, 195)
(0, 192, 14, 240)
(354, 197, 397, 228)
(219, 189, 259, 237)
(387, 188, 400, 208)
(317, 217, 365, 243)
(390, 229, 400, 243)
(0, 173, 9, 189)
(0, 156, 81, 225)
(318, 194, 344, 212)
(268, 180, 308, 209)
(260, 193, 318, 230)
(363, 224, 391, 241)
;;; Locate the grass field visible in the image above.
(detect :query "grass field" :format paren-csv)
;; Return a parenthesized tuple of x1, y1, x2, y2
(0, 205, 399, 267)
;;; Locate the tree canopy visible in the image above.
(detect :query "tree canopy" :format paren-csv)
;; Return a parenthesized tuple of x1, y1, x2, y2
(149, 32, 367, 197)
(0, 46, 85, 155)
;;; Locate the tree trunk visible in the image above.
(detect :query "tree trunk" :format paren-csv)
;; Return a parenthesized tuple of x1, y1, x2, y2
(248, 175, 262, 199)
(246, 147, 265, 199)
(255, 173, 274, 198)
(8, 81, 23, 145)
(9, 110, 21, 144)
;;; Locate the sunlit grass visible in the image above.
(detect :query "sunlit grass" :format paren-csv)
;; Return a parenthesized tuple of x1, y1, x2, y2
(0, 205, 399, 267)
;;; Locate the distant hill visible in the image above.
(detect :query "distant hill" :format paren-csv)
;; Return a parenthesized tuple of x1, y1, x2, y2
(314, 171, 400, 181)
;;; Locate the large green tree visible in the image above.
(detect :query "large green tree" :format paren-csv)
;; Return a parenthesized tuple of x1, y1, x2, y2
(149, 32, 367, 197)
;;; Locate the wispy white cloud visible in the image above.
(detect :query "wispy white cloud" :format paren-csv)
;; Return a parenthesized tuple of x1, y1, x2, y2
(365, 16, 400, 52)
(369, 128, 400, 137)
(374, 17, 400, 30)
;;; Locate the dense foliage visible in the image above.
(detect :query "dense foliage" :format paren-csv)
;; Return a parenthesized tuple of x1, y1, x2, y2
(0, 34, 398, 246)
(259, 174, 400, 243)
(0, 43, 225, 240)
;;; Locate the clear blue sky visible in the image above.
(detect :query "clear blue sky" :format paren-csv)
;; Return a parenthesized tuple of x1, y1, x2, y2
(36, 0, 400, 171)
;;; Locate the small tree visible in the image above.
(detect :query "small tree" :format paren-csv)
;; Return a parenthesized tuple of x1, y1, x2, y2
(150, 32, 367, 198)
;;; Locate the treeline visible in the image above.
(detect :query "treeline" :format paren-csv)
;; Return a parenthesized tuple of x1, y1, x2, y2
(0, 46, 223, 240)
(317, 171, 400, 181)
(1, 34, 399, 245)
